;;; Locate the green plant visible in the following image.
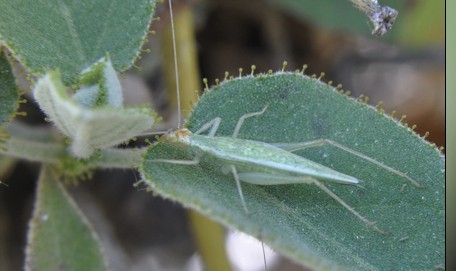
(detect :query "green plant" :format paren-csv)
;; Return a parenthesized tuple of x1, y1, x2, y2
(0, 0, 444, 270)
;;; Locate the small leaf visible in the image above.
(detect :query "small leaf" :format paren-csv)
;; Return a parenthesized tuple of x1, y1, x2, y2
(0, 47, 19, 126)
(34, 70, 156, 158)
(141, 73, 444, 270)
(73, 56, 123, 108)
(0, 0, 156, 84)
(25, 166, 107, 271)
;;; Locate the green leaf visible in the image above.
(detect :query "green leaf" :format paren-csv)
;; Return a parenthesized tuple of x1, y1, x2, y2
(0, 47, 19, 126)
(33, 70, 157, 158)
(0, 0, 155, 84)
(25, 166, 107, 271)
(141, 73, 444, 270)
(73, 56, 123, 108)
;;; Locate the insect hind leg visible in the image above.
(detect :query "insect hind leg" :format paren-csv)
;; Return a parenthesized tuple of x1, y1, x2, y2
(273, 139, 422, 188)
(310, 178, 386, 234)
(147, 156, 200, 165)
(237, 172, 385, 233)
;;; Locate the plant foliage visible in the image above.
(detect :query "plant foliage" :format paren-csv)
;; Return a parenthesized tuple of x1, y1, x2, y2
(141, 72, 444, 270)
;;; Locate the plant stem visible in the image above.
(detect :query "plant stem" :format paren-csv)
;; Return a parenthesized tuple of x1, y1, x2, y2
(1, 125, 146, 169)
(92, 147, 146, 169)
(3, 136, 66, 164)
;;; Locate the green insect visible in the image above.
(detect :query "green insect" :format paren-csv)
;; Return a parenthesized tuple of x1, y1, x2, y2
(147, 2, 418, 236)
(147, 1, 424, 269)
(147, 103, 421, 234)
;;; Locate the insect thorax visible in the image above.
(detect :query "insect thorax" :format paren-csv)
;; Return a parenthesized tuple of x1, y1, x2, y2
(160, 128, 192, 144)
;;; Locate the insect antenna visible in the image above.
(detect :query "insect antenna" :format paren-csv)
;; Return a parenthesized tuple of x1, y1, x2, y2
(261, 242, 268, 271)
(167, 0, 181, 129)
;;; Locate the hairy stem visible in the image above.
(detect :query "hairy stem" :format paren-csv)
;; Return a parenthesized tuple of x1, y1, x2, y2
(1, 125, 146, 169)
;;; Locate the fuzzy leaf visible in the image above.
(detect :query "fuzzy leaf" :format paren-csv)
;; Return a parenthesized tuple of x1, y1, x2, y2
(0, 48, 18, 126)
(73, 56, 123, 108)
(34, 70, 156, 158)
(141, 72, 444, 270)
(0, 0, 155, 84)
(25, 166, 106, 271)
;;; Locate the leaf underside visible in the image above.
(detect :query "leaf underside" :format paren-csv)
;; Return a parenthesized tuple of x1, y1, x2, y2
(0, 0, 155, 84)
(141, 72, 444, 270)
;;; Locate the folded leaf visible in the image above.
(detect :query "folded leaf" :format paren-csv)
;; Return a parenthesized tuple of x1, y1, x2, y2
(74, 56, 123, 108)
(34, 69, 156, 157)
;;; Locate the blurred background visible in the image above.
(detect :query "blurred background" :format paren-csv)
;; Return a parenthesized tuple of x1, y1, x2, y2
(0, 0, 445, 270)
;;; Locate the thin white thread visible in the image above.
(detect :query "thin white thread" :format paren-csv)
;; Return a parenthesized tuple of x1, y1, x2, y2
(168, 0, 181, 128)
(261, 242, 268, 271)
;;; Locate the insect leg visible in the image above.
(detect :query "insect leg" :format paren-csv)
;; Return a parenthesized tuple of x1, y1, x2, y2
(194, 117, 221, 137)
(238, 172, 384, 233)
(273, 140, 421, 187)
(311, 178, 385, 234)
(237, 172, 311, 185)
(230, 165, 250, 215)
(232, 104, 269, 138)
(148, 156, 200, 165)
